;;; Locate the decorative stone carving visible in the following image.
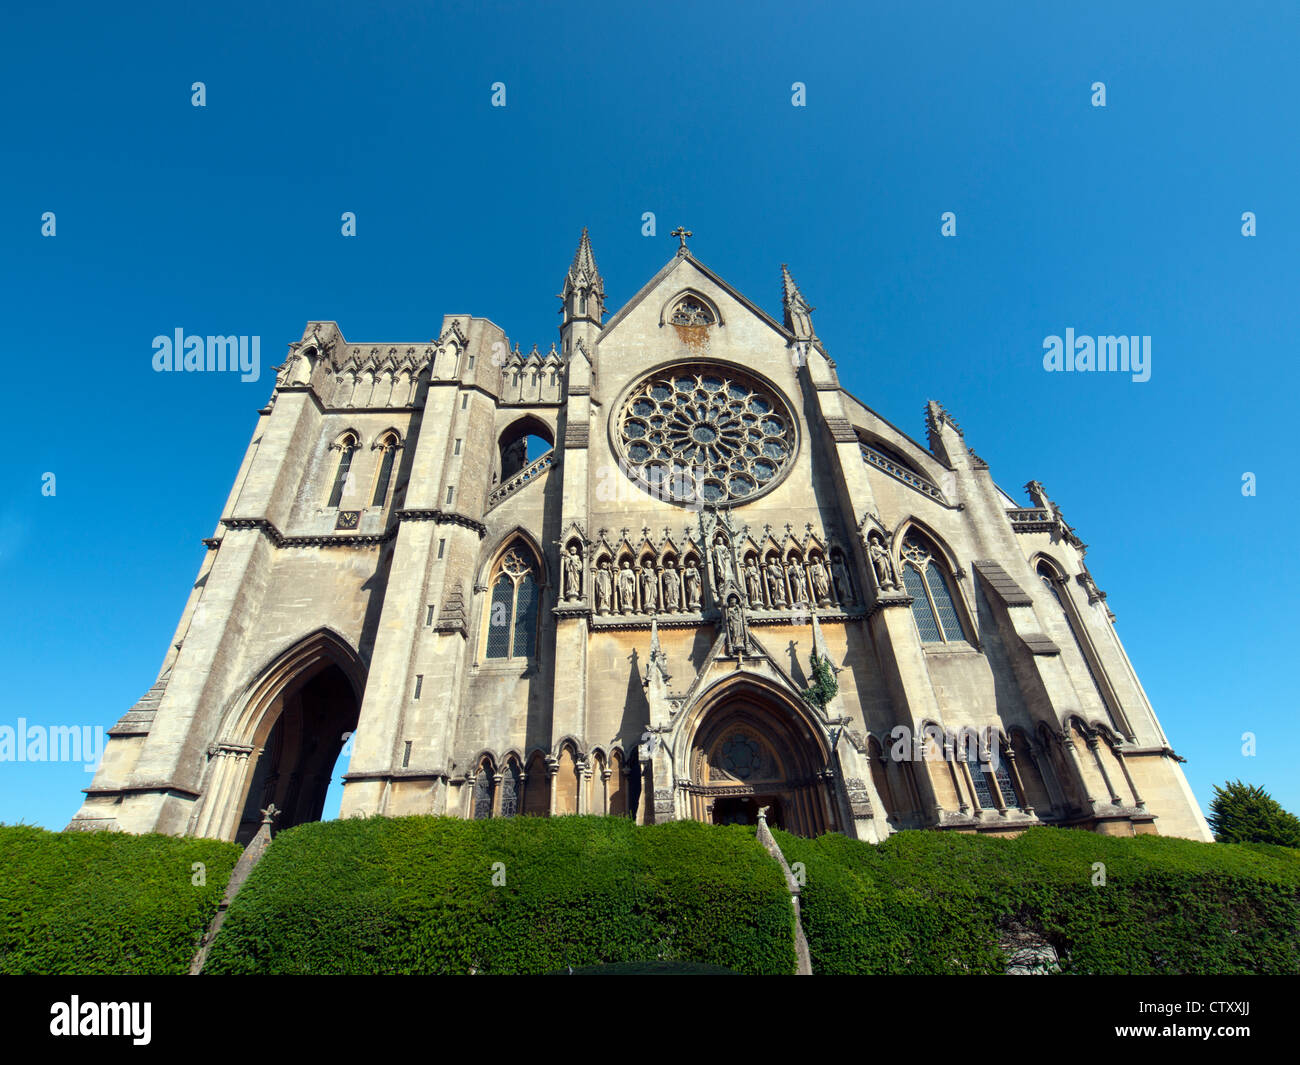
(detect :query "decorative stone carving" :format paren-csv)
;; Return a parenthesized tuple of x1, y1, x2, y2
(617, 560, 636, 613)
(830, 554, 854, 605)
(809, 556, 831, 605)
(640, 560, 658, 613)
(662, 560, 681, 613)
(594, 561, 612, 614)
(712, 537, 734, 588)
(787, 559, 809, 605)
(743, 559, 764, 607)
(868, 533, 898, 591)
(724, 594, 749, 655)
(765, 558, 786, 607)
(562, 545, 582, 600)
(684, 561, 702, 611)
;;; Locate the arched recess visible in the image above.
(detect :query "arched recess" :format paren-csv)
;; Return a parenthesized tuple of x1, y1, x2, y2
(498, 414, 555, 481)
(523, 750, 550, 816)
(194, 628, 366, 843)
(676, 676, 834, 837)
(658, 288, 723, 327)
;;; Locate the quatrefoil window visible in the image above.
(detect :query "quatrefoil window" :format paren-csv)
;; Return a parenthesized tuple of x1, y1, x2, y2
(613, 365, 797, 506)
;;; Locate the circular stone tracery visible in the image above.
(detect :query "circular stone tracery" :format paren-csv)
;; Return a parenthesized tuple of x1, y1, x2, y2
(614, 365, 797, 506)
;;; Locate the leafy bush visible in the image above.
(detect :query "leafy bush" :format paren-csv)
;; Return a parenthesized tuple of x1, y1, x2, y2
(204, 815, 796, 975)
(774, 826, 1300, 974)
(0, 824, 241, 975)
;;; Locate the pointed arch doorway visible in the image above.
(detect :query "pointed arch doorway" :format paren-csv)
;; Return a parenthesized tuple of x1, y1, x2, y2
(193, 630, 365, 843)
(684, 686, 834, 837)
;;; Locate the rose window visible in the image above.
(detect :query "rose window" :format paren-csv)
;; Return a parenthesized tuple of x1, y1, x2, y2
(614, 365, 796, 505)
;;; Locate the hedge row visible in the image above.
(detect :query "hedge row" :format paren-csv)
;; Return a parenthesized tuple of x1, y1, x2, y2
(0, 824, 242, 975)
(772, 826, 1300, 974)
(204, 815, 796, 974)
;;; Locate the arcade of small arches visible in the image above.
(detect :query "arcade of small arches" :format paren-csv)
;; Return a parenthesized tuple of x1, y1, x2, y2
(464, 745, 634, 820)
(861, 717, 1147, 831)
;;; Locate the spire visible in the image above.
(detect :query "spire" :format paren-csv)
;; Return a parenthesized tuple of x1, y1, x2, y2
(560, 227, 605, 327)
(781, 264, 819, 345)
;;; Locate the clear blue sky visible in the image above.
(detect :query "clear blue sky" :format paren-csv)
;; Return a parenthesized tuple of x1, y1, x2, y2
(2, 1, 1297, 831)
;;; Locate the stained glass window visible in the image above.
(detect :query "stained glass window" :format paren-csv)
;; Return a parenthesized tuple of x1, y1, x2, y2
(484, 547, 540, 661)
(903, 565, 942, 642)
(901, 535, 966, 644)
(499, 762, 521, 817)
(371, 440, 397, 507)
(967, 754, 996, 809)
(473, 766, 494, 819)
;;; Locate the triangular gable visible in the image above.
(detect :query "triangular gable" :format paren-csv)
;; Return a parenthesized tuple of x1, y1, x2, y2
(600, 253, 794, 343)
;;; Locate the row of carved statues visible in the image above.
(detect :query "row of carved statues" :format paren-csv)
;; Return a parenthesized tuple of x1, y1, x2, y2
(560, 539, 858, 616)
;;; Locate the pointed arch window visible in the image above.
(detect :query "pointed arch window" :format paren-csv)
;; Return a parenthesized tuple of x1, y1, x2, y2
(473, 762, 495, 819)
(327, 433, 358, 507)
(371, 432, 400, 507)
(900, 534, 966, 643)
(484, 546, 541, 661)
(499, 760, 522, 817)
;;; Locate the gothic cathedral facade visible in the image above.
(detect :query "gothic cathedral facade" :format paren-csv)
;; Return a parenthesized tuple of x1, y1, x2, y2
(68, 231, 1212, 844)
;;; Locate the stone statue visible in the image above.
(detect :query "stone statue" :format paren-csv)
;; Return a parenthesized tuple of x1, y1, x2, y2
(809, 556, 831, 604)
(617, 560, 636, 613)
(662, 560, 681, 612)
(830, 555, 854, 604)
(640, 560, 658, 613)
(594, 561, 612, 614)
(563, 545, 582, 600)
(765, 558, 786, 607)
(725, 595, 747, 653)
(684, 561, 702, 610)
(744, 559, 764, 607)
(869, 535, 897, 591)
(712, 537, 734, 589)
(787, 559, 809, 605)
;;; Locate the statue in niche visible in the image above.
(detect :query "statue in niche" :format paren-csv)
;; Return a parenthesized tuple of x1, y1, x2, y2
(563, 545, 582, 600)
(617, 560, 636, 613)
(640, 560, 658, 613)
(787, 558, 809, 605)
(594, 561, 612, 614)
(744, 558, 764, 607)
(712, 537, 734, 589)
(830, 555, 855, 604)
(725, 594, 748, 654)
(868, 535, 898, 591)
(765, 558, 787, 607)
(809, 556, 831, 605)
(684, 560, 702, 611)
(662, 560, 681, 612)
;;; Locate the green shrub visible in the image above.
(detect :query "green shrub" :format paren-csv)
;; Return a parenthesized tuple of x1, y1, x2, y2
(0, 824, 241, 975)
(774, 826, 1300, 974)
(204, 815, 796, 975)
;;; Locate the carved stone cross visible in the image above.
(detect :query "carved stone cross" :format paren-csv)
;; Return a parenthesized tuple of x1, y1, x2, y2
(671, 226, 693, 252)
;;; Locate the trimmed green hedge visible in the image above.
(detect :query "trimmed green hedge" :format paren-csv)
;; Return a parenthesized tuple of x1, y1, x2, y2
(204, 815, 796, 975)
(0, 824, 241, 975)
(773, 826, 1300, 974)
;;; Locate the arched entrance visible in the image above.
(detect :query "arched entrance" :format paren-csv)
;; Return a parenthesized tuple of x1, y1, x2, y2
(234, 664, 359, 843)
(684, 686, 834, 837)
(192, 630, 365, 842)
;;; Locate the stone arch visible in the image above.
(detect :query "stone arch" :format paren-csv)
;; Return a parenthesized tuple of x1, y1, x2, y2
(522, 749, 550, 816)
(658, 288, 723, 327)
(193, 628, 366, 843)
(498, 414, 555, 480)
(1009, 726, 1052, 814)
(554, 740, 581, 816)
(676, 675, 833, 837)
(608, 747, 629, 816)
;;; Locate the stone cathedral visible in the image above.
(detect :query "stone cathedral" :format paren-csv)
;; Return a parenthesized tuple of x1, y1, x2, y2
(69, 229, 1212, 844)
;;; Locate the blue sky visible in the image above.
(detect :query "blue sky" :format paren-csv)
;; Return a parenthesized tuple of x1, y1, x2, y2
(1, 1, 1297, 830)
